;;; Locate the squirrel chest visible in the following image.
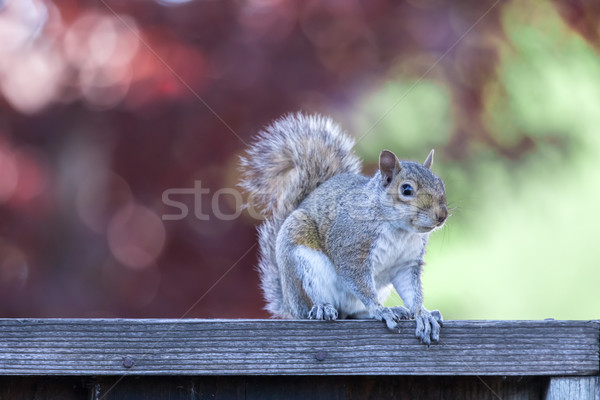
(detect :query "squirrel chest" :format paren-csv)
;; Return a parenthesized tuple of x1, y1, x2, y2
(370, 223, 427, 286)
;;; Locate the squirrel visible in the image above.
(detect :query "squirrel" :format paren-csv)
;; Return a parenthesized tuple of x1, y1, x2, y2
(240, 112, 448, 344)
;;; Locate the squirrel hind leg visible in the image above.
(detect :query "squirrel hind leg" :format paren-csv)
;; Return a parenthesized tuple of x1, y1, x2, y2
(277, 211, 343, 319)
(278, 242, 341, 320)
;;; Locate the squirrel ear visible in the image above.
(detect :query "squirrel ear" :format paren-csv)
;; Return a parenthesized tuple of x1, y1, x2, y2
(423, 149, 434, 170)
(379, 150, 400, 187)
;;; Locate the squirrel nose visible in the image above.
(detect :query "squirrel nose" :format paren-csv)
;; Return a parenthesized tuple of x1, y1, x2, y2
(435, 206, 448, 224)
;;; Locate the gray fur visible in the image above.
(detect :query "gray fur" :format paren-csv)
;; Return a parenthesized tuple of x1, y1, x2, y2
(240, 112, 361, 219)
(240, 113, 361, 318)
(240, 113, 448, 344)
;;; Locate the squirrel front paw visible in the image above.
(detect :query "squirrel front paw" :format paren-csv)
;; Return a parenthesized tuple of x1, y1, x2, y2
(308, 303, 338, 320)
(370, 306, 406, 330)
(414, 308, 443, 345)
(389, 305, 412, 320)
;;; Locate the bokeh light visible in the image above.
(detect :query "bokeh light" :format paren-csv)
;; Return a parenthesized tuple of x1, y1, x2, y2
(0, 0, 599, 320)
(0, 143, 19, 203)
(0, 241, 28, 290)
(107, 204, 166, 269)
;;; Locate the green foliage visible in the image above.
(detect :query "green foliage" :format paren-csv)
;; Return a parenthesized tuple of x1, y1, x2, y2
(366, 3, 600, 319)
(353, 80, 452, 162)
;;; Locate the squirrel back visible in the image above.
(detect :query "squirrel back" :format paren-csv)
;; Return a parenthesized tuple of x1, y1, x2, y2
(240, 113, 361, 317)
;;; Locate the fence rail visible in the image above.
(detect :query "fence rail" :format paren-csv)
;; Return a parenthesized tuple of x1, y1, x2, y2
(0, 319, 598, 399)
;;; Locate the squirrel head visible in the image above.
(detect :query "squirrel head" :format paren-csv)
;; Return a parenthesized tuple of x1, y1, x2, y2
(378, 149, 448, 233)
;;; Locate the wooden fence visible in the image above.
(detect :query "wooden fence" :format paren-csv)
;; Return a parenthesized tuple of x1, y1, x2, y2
(0, 319, 598, 399)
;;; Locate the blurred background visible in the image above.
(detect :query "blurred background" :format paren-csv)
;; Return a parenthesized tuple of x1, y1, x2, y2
(0, 0, 598, 320)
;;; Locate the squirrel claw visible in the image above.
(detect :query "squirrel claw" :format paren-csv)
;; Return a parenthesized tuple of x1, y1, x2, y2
(308, 303, 338, 321)
(415, 308, 442, 344)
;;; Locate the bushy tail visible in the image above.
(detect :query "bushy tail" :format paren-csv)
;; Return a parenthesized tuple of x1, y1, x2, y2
(240, 113, 361, 317)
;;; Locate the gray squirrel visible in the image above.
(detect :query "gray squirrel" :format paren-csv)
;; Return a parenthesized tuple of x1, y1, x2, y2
(240, 113, 448, 344)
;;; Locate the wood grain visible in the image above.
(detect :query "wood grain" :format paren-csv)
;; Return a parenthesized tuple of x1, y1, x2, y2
(546, 376, 600, 400)
(0, 319, 598, 376)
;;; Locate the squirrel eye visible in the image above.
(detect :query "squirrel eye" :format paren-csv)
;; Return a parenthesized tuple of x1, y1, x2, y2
(400, 183, 414, 196)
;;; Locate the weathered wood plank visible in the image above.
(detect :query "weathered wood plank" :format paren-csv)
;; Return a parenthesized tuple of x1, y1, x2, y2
(0, 376, 90, 399)
(0, 376, 552, 400)
(546, 376, 600, 400)
(0, 319, 597, 376)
